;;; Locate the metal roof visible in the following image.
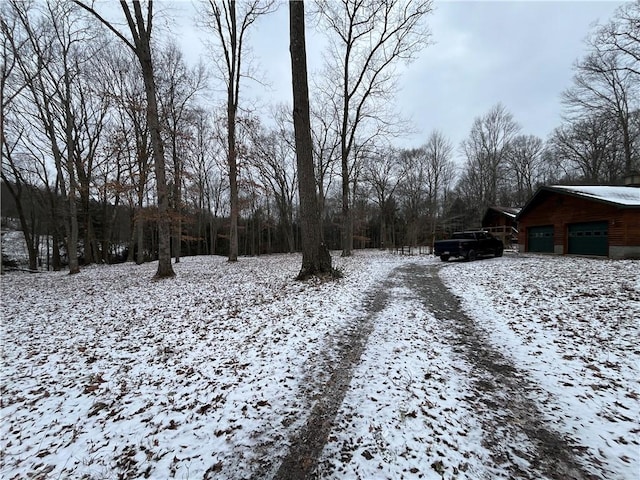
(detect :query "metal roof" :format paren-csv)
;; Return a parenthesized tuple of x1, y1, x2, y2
(487, 206, 522, 218)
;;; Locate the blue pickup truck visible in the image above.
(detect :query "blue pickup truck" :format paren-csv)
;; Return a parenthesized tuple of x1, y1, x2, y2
(434, 231, 504, 262)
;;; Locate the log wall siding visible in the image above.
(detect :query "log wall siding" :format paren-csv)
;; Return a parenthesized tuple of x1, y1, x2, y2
(484, 210, 510, 228)
(482, 210, 519, 231)
(518, 192, 640, 251)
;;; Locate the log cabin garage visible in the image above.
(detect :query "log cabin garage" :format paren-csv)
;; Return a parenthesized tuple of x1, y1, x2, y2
(517, 185, 640, 259)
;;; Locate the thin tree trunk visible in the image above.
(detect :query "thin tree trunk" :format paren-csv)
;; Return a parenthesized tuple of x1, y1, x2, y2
(65, 182, 80, 273)
(136, 215, 144, 264)
(135, 25, 174, 276)
(228, 100, 239, 261)
(339, 23, 352, 258)
(64, 72, 80, 274)
(76, 161, 95, 264)
(340, 132, 351, 256)
(226, 0, 240, 262)
(172, 137, 182, 263)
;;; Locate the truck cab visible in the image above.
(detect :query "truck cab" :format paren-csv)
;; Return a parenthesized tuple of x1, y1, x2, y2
(434, 231, 504, 262)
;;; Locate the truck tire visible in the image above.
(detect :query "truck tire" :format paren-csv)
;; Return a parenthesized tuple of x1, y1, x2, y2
(495, 246, 504, 257)
(440, 254, 450, 262)
(466, 249, 477, 261)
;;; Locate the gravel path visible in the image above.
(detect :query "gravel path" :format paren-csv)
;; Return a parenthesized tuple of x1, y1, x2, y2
(403, 262, 601, 480)
(274, 261, 602, 480)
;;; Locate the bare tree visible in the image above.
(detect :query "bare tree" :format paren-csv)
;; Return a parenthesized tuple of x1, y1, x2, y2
(362, 148, 404, 249)
(591, 2, 640, 78)
(156, 41, 208, 263)
(101, 45, 153, 264)
(7, 0, 101, 274)
(423, 130, 454, 246)
(74, 0, 175, 278)
(249, 123, 298, 253)
(68, 43, 111, 265)
(397, 147, 429, 246)
(315, 0, 433, 256)
(550, 114, 622, 184)
(181, 107, 225, 255)
(459, 103, 520, 221)
(309, 99, 340, 240)
(1, 142, 41, 271)
(1, 1, 41, 271)
(289, 0, 332, 279)
(0, 1, 28, 147)
(562, 3, 639, 176)
(563, 55, 636, 176)
(198, 0, 275, 262)
(506, 134, 544, 205)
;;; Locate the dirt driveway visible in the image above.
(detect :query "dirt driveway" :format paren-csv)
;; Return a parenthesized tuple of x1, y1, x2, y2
(274, 262, 606, 480)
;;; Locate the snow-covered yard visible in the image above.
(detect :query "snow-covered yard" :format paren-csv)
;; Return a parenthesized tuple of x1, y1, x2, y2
(439, 256, 640, 479)
(1, 251, 638, 479)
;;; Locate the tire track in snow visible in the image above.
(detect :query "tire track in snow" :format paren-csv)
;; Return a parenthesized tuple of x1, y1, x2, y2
(404, 262, 605, 480)
(273, 271, 394, 479)
(274, 260, 606, 480)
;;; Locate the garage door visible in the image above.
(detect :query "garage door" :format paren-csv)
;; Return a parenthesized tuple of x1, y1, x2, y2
(528, 225, 554, 253)
(568, 221, 608, 256)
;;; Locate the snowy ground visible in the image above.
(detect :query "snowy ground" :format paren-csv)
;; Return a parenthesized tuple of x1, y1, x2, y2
(439, 255, 640, 479)
(1, 250, 638, 479)
(1, 229, 49, 269)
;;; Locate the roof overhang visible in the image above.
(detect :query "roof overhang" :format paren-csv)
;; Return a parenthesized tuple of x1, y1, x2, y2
(517, 185, 640, 220)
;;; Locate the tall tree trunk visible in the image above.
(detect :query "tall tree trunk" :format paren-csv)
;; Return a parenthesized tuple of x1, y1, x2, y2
(103, 179, 121, 264)
(197, 210, 203, 256)
(65, 179, 80, 273)
(340, 95, 351, 256)
(212, 220, 219, 256)
(289, 0, 332, 279)
(199, 0, 277, 261)
(64, 72, 80, 274)
(226, 0, 240, 262)
(172, 137, 182, 263)
(228, 97, 239, 261)
(341, 157, 352, 256)
(76, 157, 95, 264)
(134, 17, 174, 277)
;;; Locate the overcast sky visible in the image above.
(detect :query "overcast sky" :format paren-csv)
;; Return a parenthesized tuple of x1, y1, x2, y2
(173, 1, 626, 161)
